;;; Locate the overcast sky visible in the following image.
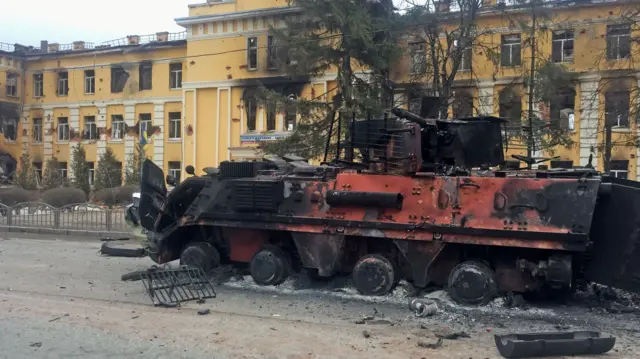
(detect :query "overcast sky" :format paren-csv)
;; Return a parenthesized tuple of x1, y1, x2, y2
(1, 0, 412, 47)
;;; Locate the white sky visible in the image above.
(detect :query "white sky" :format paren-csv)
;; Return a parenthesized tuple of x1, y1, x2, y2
(1, 0, 412, 47)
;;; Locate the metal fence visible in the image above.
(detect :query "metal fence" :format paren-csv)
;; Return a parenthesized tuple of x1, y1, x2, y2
(0, 202, 130, 237)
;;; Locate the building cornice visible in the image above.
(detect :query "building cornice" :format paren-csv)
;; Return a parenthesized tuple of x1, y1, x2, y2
(22, 96, 182, 111)
(175, 6, 301, 27)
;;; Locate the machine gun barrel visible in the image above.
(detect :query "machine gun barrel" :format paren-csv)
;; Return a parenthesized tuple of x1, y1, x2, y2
(391, 108, 436, 128)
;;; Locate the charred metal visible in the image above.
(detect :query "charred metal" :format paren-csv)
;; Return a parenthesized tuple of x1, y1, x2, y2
(138, 107, 640, 305)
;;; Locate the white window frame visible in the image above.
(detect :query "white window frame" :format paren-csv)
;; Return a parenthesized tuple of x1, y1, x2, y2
(247, 37, 258, 71)
(57, 72, 69, 96)
(33, 73, 44, 98)
(409, 42, 426, 75)
(611, 168, 628, 179)
(111, 115, 125, 141)
(58, 163, 68, 179)
(501, 34, 521, 67)
(84, 70, 95, 94)
(552, 30, 574, 63)
(168, 161, 181, 183)
(32, 118, 43, 143)
(607, 24, 631, 60)
(169, 63, 182, 89)
(454, 40, 472, 71)
(58, 117, 69, 142)
(88, 162, 95, 186)
(139, 113, 152, 135)
(6, 73, 17, 97)
(168, 112, 182, 140)
(84, 116, 98, 140)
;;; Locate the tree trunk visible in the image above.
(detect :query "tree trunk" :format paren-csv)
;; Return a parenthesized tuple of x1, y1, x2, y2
(604, 124, 612, 174)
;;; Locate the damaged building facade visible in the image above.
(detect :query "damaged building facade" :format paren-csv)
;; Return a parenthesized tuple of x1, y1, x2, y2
(1, 0, 639, 184)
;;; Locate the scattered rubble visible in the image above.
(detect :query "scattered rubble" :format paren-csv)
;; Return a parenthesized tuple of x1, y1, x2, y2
(434, 330, 470, 340)
(197, 309, 211, 315)
(362, 330, 371, 338)
(417, 338, 443, 349)
(409, 298, 438, 317)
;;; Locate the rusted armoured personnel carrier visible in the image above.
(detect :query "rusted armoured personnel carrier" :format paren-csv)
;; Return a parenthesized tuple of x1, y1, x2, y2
(138, 108, 640, 305)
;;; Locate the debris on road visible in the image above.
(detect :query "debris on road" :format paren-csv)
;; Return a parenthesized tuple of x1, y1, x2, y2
(197, 309, 211, 315)
(362, 330, 371, 338)
(494, 331, 616, 358)
(29, 342, 42, 348)
(100, 241, 146, 258)
(417, 338, 443, 349)
(48, 317, 61, 322)
(435, 330, 470, 340)
(409, 299, 438, 317)
(121, 270, 145, 282)
(137, 265, 216, 307)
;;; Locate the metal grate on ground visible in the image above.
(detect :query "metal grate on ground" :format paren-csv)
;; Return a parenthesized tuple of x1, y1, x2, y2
(139, 265, 216, 307)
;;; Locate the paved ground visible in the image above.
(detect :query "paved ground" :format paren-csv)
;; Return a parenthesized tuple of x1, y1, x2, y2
(1, 234, 640, 358)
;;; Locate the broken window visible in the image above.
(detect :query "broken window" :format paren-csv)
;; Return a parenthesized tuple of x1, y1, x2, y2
(549, 87, 576, 130)
(32, 118, 42, 143)
(267, 36, 278, 69)
(266, 103, 276, 131)
(139, 113, 152, 136)
(552, 30, 574, 63)
(607, 24, 631, 60)
(605, 90, 630, 127)
(453, 90, 474, 118)
(409, 42, 426, 74)
(58, 162, 68, 179)
(58, 117, 69, 141)
(85, 70, 95, 94)
(168, 112, 181, 139)
(501, 34, 521, 67)
(88, 162, 95, 186)
(111, 115, 125, 140)
(139, 62, 152, 91)
(168, 161, 181, 183)
(247, 37, 258, 70)
(57, 71, 69, 96)
(499, 88, 522, 133)
(33, 162, 42, 182)
(3, 119, 16, 141)
(246, 98, 257, 131)
(111, 66, 128, 93)
(84, 116, 98, 140)
(33, 73, 43, 97)
(169, 63, 182, 89)
(6, 72, 17, 97)
(610, 160, 629, 179)
(284, 106, 297, 131)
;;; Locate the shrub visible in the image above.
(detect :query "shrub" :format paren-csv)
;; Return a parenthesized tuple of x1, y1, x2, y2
(71, 144, 91, 197)
(93, 185, 138, 206)
(94, 148, 123, 191)
(42, 187, 87, 208)
(0, 187, 33, 206)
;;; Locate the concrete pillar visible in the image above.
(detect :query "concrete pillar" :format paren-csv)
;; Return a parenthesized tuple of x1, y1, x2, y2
(68, 107, 80, 180)
(43, 109, 54, 160)
(21, 109, 30, 156)
(124, 104, 136, 173)
(578, 74, 600, 168)
(96, 104, 107, 157)
(153, 102, 165, 168)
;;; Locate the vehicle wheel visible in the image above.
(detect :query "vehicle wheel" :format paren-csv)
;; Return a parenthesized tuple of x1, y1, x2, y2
(180, 242, 221, 274)
(447, 261, 498, 306)
(352, 254, 396, 296)
(250, 246, 290, 286)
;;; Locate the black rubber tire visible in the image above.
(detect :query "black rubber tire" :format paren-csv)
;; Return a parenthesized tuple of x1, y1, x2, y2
(179, 242, 221, 274)
(100, 242, 146, 258)
(352, 254, 396, 296)
(250, 246, 290, 286)
(447, 261, 498, 306)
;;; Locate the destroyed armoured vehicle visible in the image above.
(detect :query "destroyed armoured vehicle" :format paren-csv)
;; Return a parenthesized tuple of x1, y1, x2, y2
(138, 108, 640, 305)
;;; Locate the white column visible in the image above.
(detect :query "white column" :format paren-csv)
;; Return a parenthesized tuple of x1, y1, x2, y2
(578, 75, 600, 168)
(96, 104, 107, 157)
(21, 109, 30, 155)
(68, 106, 80, 180)
(153, 102, 165, 168)
(43, 109, 54, 160)
(124, 104, 136, 170)
(477, 81, 494, 116)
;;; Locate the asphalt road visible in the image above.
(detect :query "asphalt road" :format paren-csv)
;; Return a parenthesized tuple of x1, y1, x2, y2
(1, 234, 639, 358)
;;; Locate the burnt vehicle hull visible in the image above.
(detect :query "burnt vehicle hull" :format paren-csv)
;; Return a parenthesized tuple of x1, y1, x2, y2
(139, 159, 640, 304)
(139, 109, 640, 304)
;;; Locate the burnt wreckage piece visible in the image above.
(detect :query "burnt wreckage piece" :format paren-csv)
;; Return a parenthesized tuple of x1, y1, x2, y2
(137, 106, 640, 305)
(494, 331, 616, 358)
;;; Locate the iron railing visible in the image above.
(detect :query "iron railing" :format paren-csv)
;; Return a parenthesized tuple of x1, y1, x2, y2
(0, 202, 128, 234)
(0, 42, 14, 52)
